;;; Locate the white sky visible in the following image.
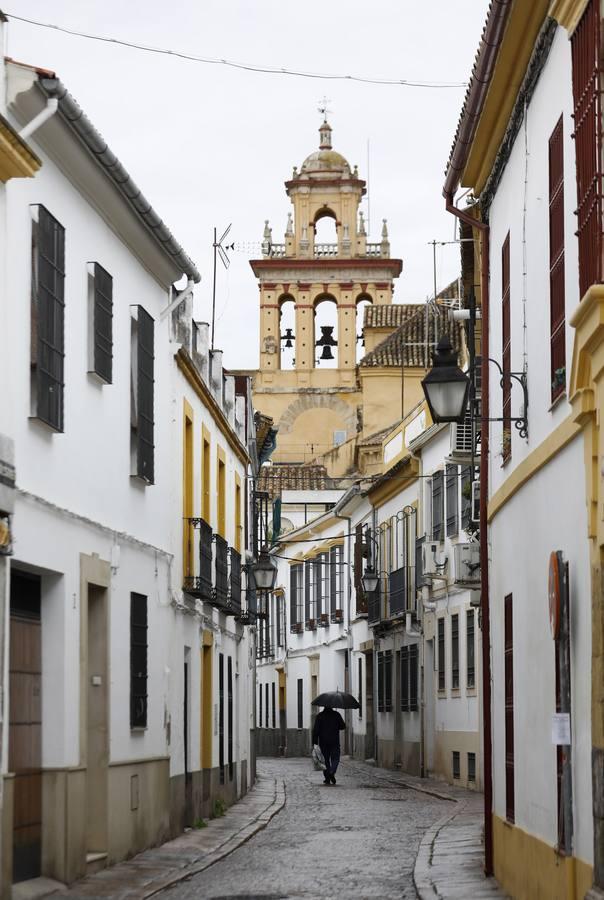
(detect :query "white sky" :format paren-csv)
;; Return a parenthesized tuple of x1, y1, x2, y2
(4, 0, 490, 369)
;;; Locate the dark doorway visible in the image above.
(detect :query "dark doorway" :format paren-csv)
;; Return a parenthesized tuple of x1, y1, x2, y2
(10, 570, 42, 883)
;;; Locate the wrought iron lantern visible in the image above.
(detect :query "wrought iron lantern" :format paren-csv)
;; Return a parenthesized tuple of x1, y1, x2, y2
(361, 565, 379, 595)
(421, 336, 470, 424)
(251, 546, 277, 591)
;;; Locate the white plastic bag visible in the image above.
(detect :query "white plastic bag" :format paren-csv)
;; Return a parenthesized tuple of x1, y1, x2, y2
(311, 744, 325, 771)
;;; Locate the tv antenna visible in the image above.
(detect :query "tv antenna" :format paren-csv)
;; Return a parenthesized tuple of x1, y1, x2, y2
(211, 224, 234, 350)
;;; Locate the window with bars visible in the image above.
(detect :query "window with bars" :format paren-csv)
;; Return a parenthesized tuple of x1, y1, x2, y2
(432, 471, 444, 541)
(330, 545, 344, 620)
(31, 205, 65, 431)
(549, 117, 566, 402)
(451, 614, 460, 690)
(377, 650, 393, 712)
(571, 0, 601, 298)
(290, 564, 304, 631)
(501, 234, 512, 462)
(130, 593, 148, 728)
(452, 750, 461, 780)
(446, 464, 459, 537)
(505, 593, 515, 822)
(89, 262, 113, 383)
(467, 609, 476, 689)
(354, 523, 367, 615)
(401, 644, 419, 712)
(304, 559, 316, 626)
(461, 467, 472, 531)
(438, 618, 445, 692)
(468, 752, 476, 783)
(130, 306, 155, 483)
(313, 556, 323, 620)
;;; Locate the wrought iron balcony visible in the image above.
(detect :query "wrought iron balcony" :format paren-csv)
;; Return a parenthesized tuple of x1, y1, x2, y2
(183, 517, 213, 600)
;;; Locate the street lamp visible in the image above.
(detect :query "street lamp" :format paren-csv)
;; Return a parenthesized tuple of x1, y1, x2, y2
(361, 565, 379, 595)
(251, 546, 277, 591)
(421, 336, 470, 424)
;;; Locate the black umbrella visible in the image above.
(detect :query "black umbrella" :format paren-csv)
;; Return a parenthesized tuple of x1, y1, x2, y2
(312, 690, 360, 710)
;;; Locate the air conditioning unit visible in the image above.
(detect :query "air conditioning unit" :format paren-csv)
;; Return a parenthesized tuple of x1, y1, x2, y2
(453, 542, 481, 584)
(450, 410, 473, 462)
(471, 480, 480, 522)
(422, 541, 439, 576)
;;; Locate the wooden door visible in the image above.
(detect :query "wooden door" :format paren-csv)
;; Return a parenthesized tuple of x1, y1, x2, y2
(9, 571, 42, 883)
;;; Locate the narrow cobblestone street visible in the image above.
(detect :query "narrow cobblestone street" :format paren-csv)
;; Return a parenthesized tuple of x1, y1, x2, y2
(160, 758, 448, 900)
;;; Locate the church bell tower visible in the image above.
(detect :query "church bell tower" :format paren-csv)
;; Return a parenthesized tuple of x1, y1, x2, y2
(251, 116, 402, 465)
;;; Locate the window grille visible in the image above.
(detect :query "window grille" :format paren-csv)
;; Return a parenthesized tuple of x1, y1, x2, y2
(468, 752, 476, 783)
(330, 545, 344, 620)
(461, 467, 472, 531)
(549, 117, 566, 401)
(432, 471, 444, 541)
(452, 751, 460, 780)
(451, 613, 460, 690)
(571, 0, 601, 297)
(131, 306, 155, 482)
(91, 262, 113, 383)
(31, 205, 65, 431)
(438, 618, 445, 692)
(354, 524, 367, 615)
(130, 593, 148, 728)
(466, 609, 476, 689)
(389, 567, 406, 616)
(214, 535, 228, 605)
(229, 548, 242, 613)
(377, 650, 393, 712)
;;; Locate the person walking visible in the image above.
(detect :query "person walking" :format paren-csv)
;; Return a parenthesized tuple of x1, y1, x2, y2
(312, 706, 345, 785)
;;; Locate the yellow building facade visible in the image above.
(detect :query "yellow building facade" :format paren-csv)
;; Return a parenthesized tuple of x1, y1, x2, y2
(250, 118, 402, 466)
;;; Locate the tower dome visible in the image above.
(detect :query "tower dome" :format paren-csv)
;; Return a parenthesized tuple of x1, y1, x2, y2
(299, 119, 351, 177)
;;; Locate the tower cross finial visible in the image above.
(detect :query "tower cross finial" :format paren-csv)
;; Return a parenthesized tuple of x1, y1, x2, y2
(317, 96, 332, 122)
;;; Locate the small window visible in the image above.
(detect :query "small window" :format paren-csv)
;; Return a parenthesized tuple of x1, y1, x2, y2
(130, 306, 155, 483)
(333, 430, 346, 447)
(89, 262, 113, 383)
(130, 593, 148, 728)
(31, 205, 65, 431)
(377, 650, 393, 712)
(452, 750, 461, 780)
(468, 752, 476, 782)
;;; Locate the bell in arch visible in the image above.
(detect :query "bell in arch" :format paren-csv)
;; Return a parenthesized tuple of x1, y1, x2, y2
(316, 325, 338, 362)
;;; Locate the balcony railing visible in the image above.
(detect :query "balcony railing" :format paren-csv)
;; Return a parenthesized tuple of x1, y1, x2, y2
(184, 518, 213, 599)
(265, 241, 388, 260)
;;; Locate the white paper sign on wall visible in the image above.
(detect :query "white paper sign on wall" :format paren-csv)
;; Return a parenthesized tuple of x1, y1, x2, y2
(551, 712, 571, 745)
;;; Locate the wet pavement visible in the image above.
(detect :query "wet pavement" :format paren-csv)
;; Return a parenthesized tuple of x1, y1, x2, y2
(160, 757, 446, 900)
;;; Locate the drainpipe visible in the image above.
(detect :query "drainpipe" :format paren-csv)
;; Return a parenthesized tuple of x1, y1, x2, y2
(19, 97, 59, 140)
(444, 192, 492, 877)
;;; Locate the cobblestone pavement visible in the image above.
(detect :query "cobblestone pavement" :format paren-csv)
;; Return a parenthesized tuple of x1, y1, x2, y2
(160, 757, 448, 900)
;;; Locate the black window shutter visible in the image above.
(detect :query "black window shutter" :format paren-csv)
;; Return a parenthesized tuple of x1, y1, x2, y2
(137, 307, 155, 483)
(219, 653, 225, 777)
(93, 263, 113, 383)
(377, 652, 384, 712)
(401, 647, 409, 712)
(384, 650, 393, 712)
(130, 593, 148, 728)
(297, 678, 303, 728)
(410, 644, 419, 711)
(228, 656, 234, 779)
(34, 206, 65, 431)
(432, 471, 444, 541)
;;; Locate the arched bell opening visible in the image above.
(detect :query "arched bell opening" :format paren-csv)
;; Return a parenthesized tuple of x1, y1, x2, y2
(356, 293, 373, 362)
(278, 295, 296, 370)
(313, 294, 338, 370)
(313, 208, 338, 257)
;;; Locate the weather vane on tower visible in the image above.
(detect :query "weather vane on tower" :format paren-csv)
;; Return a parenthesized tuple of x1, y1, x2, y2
(317, 96, 332, 122)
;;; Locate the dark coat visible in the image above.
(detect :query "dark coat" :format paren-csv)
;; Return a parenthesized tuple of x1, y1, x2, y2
(312, 708, 346, 747)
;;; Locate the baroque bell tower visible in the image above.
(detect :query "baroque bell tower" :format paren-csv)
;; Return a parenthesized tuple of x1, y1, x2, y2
(251, 116, 402, 465)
